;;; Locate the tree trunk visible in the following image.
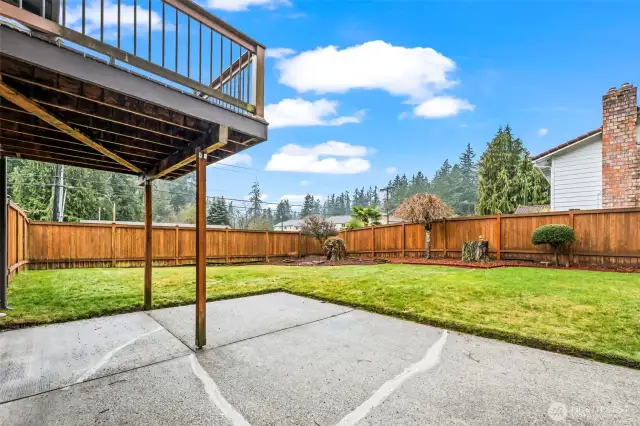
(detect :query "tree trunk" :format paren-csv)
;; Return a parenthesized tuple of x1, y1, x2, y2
(553, 248, 559, 266)
(425, 228, 431, 259)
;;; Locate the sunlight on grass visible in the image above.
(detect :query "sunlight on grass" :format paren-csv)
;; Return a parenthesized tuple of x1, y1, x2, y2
(3, 265, 640, 365)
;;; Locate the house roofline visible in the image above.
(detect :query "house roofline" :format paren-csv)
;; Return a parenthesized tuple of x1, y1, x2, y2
(531, 128, 602, 162)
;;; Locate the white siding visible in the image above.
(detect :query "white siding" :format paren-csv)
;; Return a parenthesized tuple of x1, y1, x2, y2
(551, 135, 602, 211)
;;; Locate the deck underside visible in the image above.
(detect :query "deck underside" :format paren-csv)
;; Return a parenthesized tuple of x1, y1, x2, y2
(0, 25, 267, 180)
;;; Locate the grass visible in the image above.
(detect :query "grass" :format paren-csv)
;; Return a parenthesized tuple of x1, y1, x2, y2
(3, 265, 640, 367)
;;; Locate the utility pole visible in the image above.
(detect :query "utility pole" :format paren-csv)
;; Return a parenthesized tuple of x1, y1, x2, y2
(379, 186, 391, 225)
(52, 164, 65, 222)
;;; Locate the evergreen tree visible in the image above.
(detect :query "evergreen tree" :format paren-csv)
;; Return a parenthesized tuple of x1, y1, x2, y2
(300, 194, 315, 218)
(247, 180, 263, 219)
(207, 197, 230, 225)
(274, 200, 291, 226)
(454, 144, 478, 216)
(476, 126, 549, 214)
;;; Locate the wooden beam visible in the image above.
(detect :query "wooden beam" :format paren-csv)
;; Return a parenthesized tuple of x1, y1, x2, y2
(0, 78, 142, 174)
(149, 126, 228, 181)
(0, 73, 205, 134)
(144, 181, 152, 310)
(195, 148, 207, 348)
(34, 100, 193, 144)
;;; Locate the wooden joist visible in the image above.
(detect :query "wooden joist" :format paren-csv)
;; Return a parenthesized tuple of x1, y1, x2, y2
(0, 78, 142, 173)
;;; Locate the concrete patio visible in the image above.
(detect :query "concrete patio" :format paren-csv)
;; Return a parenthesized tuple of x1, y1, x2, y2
(1, 292, 638, 425)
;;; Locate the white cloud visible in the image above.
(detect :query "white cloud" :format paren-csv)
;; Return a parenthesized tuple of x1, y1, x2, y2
(299, 180, 310, 186)
(275, 40, 474, 120)
(385, 167, 397, 174)
(276, 40, 456, 101)
(398, 111, 409, 120)
(218, 153, 252, 167)
(280, 141, 373, 157)
(206, 0, 290, 12)
(266, 48, 296, 59)
(537, 128, 549, 137)
(265, 98, 364, 129)
(413, 96, 474, 118)
(266, 141, 372, 174)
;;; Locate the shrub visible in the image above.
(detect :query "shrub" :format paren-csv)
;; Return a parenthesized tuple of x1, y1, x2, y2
(343, 218, 365, 230)
(301, 215, 338, 244)
(324, 236, 347, 262)
(532, 224, 576, 265)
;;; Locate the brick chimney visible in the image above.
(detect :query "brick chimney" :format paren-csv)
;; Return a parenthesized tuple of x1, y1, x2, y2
(602, 83, 639, 208)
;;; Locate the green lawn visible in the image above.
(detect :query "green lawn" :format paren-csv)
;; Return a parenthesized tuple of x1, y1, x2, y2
(3, 265, 640, 367)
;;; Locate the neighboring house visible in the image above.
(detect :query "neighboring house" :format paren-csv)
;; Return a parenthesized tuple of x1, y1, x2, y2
(532, 83, 639, 211)
(80, 220, 231, 229)
(274, 215, 406, 232)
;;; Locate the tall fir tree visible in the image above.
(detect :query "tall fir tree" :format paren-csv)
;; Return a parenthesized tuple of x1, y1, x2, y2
(247, 180, 263, 219)
(476, 126, 549, 214)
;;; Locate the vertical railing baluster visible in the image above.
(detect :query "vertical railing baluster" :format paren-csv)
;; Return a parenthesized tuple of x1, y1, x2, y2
(18, 0, 22, 9)
(219, 35, 223, 94)
(187, 18, 191, 78)
(100, 0, 104, 42)
(161, 2, 165, 67)
(175, 9, 178, 72)
(148, 0, 152, 61)
(62, 0, 66, 26)
(81, 0, 85, 32)
(117, 0, 120, 48)
(239, 47, 243, 104)
(209, 29, 213, 86)
(134, 0, 138, 56)
(229, 39, 233, 100)
(247, 53, 251, 105)
(41, 0, 45, 17)
(198, 22, 202, 83)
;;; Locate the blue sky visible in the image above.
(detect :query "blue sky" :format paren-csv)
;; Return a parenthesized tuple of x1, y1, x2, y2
(60, 0, 640, 207)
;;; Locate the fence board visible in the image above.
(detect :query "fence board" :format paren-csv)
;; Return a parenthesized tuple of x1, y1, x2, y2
(7, 202, 29, 279)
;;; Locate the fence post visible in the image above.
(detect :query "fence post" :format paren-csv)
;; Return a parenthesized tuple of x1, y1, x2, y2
(265, 230, 269, 262)
(371, 226, 375, 257)
(175, 225, 180, 266)
(225, 228, 230, 264)
(111, 223, 116, 268)
(443, 218, 448, 258)
(495, 213, 501, 260)
(401, 223, 406, 257)
(568, 210, 575, 264)
(297, 231, 302, 257)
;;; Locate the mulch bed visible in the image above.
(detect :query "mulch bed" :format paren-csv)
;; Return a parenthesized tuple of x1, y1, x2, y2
(268, 255, 386, 267)
(388, 257, 640, 273)
(267, 255, 640, 273)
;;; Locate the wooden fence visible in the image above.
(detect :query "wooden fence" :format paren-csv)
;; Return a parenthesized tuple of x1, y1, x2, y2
(5, 205, 640, 280)
(26, 223, 324, 270)
(7, 202, 29, 279)
(339, 208, 640, 266)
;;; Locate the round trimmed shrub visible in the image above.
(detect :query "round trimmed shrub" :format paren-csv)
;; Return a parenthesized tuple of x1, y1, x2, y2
(532, 224, 576, 265)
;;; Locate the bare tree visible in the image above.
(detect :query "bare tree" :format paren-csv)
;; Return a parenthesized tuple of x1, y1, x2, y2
(394, 193, 453, 259)
(301, 214, 338, 244)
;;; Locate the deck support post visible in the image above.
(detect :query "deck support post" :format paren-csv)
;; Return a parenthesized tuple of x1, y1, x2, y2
(144, 180, 152, 310)
(195, 148, 207, 348)
(0, 156, 9, 310)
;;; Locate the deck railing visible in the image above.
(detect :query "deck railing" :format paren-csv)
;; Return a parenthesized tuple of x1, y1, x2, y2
(0, 0, 265, 116)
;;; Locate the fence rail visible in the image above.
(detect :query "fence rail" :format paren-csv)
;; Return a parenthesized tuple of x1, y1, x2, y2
(0, 0, 265, 116)
(339, 208, 640, 266)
